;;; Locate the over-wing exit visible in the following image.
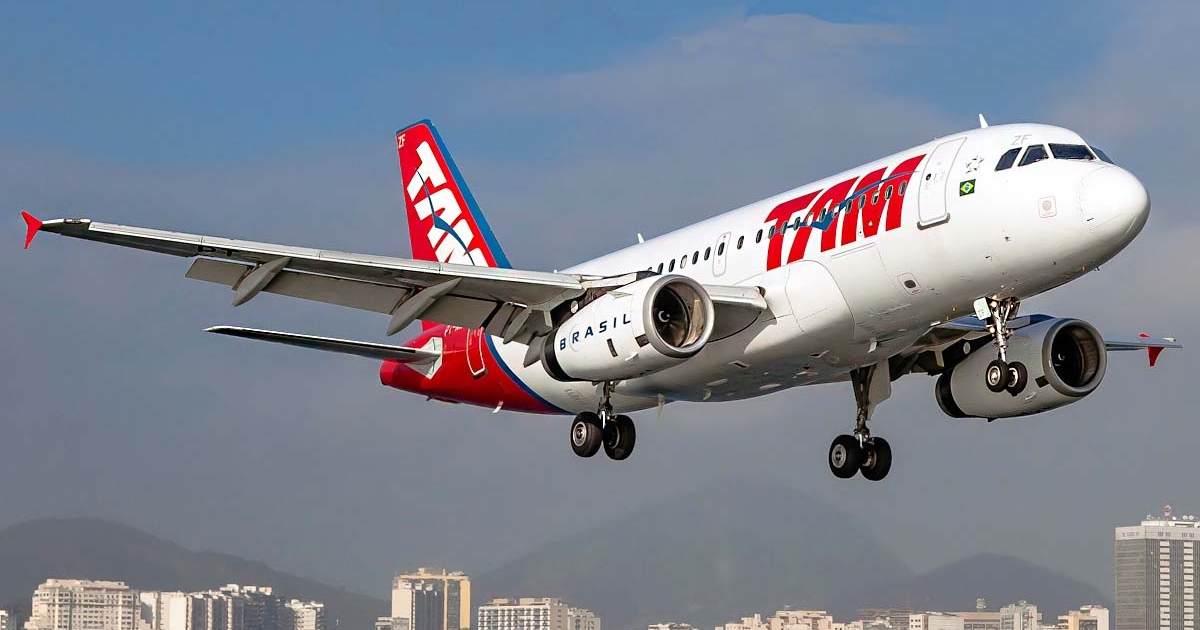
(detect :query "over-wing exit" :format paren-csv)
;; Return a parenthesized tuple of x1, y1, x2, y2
(20, 117, 1180, 481)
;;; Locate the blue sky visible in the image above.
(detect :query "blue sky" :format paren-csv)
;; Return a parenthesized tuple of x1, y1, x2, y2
(2, 0, 1198, 605)
(0, 1, 1125, 167)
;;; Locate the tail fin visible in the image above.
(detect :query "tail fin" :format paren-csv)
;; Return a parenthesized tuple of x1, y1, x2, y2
(395, 120, 511, 269)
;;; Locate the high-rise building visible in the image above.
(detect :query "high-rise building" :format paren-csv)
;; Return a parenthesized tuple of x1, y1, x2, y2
(1060, 607, 1110, 630)
(2, 610, 13, 630)
(910, 614, 964, 630)
(219, 586, 281, 630)
(280, 601, 323, 630)
(477, 599, 569, 630)
(392, 579, 443, 630)
(952, 612, 1001, 630)
(768, 611, 834, 630)
(646, 624, 699, 630)
(566, 608, 599, 630)
(24, 579, 140, 630)
(999, 602, 1040, 630)
(391, 570, 470, 630)
(1116, 507, 1200, 630)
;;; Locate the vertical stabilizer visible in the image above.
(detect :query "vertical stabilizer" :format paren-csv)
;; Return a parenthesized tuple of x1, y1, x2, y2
(395, 120, 511, 269)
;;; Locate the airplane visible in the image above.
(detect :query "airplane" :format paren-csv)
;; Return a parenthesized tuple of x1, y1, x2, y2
(20, 117, 1181, 481)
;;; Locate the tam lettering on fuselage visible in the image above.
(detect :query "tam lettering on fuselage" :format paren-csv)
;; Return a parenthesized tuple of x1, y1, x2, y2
(763, 154, 925, 270)
(403, 138, 487, 266)
(563, 313, 634, 350)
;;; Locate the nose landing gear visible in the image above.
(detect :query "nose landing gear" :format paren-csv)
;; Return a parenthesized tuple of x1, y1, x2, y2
(827, 364, 894, 481)
(977, 297, 1028, 395)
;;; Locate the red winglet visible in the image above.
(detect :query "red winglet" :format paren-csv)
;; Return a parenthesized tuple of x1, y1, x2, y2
(1140, 333, 1165, 367)
(20, 211, 42, 249)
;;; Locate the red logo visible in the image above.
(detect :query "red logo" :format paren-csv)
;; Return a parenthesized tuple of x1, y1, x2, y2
(763, 154, 926, 270)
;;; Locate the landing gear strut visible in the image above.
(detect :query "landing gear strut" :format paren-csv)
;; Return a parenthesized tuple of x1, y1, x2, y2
(977, 297, 1028, 395)
(828, 365, 893, 481)
(570, 381, 637, 461)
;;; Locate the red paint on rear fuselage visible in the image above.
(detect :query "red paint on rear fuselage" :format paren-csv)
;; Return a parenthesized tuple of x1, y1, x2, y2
(379, 325, 558, 414)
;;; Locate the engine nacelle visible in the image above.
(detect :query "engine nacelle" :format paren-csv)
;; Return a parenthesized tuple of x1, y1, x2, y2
(542, 275, 714, 382)
(935, 318, 1107, 419)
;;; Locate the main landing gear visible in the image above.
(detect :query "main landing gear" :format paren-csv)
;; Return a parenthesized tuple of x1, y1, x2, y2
(570, 381, 637, 461)
(828, 364, 893, 481)
(978, 297, 1028, 395)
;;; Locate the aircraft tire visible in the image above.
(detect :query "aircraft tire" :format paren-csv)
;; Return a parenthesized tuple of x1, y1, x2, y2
(570, 412, 603, 458)
(828, 434, 863, 479)
(602, 414, 636, 461)
(860, 437, 892, 482)
(985, 359, 1009, 393)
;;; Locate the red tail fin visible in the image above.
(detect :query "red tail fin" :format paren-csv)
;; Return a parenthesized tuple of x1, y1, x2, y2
(395, 120, 511, 269)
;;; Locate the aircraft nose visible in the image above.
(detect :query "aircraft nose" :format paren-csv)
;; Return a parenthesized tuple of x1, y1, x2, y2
(1078, 166, 1150, 239)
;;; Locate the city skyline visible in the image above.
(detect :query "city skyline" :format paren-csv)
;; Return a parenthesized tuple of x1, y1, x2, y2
(7, 505, 1185, 630)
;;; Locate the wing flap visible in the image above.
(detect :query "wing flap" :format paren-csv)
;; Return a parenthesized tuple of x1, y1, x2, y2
(205, 326, 440, 363)
(186, 259, 408, 315)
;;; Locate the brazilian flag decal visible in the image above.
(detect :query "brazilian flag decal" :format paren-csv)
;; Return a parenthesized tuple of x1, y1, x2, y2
(959, 179, 976, 196)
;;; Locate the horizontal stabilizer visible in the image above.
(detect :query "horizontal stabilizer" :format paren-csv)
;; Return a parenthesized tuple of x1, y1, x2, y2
(205, 326, 440, 363)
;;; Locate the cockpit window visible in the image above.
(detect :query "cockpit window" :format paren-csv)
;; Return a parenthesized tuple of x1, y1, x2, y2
(1092, 146, 1114, 164)
(995, 148, 1021, 171)
(1049, 143, 1096, 161)
(1018, 145, 1049, 167)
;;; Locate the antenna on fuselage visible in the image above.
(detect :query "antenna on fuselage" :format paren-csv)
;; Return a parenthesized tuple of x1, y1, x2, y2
(978, 113, 989, 129)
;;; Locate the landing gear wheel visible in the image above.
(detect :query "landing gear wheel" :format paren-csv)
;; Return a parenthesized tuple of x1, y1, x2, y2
(570, 412, 603, 458)
(602, 414, 637, 461)
(1005, 361, 1028, 395)
(985, 359, 1009, 393)
(860, 437, 892, 482)
(828, 434, 864, 479)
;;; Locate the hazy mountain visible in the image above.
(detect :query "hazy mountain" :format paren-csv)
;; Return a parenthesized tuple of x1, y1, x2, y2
(841, 553, 1112, 618)
(475, 480, 913, 630)
(0, 518, 386, 630)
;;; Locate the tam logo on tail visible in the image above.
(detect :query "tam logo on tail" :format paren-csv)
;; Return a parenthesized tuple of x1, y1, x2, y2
(396, 120, 511, 268)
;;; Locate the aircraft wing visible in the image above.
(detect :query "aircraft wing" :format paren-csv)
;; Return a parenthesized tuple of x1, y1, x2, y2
(914, 315, 1182, 367)
(22, 213, 767, 345)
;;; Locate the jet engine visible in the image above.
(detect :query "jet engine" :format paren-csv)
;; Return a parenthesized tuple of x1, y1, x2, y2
(542, 275, 714, 382)
(935, 318, 1107, 419)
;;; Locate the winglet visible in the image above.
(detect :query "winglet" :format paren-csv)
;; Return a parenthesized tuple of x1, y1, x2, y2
(20, 211, 42, 249)
(1140, 333, 1167, 367)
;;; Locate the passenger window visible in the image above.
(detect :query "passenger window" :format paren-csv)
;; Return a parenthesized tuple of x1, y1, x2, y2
(995, 147, 1021, 171)
(899, 181, 907, 195)
(885, 185, 893, 200)
(793, 216, 804, 229)
(737, 236, 744, 249)
(668, 259, 675, 272)
(755, 229, 763, 244)
(1049, 143, 1096, 161)
(656, 263, 663, 274)
(704, 247, 711, 261)
(768, 225, 776, 239)
(1019, 145, 1049, 167)
(680, 255, 687, 269)
(858, 196, 865, 210)
(717, 242, 725, 256)
(1092, 146, 1115, 164)
(692, 251, 699, 265)
(871, 191, 879, 204)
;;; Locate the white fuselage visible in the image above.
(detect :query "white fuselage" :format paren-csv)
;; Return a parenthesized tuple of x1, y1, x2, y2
(491, 123, 1150, 413)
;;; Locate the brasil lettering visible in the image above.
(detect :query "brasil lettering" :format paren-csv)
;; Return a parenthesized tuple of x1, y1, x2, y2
(561, 313, 633, 350)
(398, 129, 488, 266)
(763, 154, 926, 270)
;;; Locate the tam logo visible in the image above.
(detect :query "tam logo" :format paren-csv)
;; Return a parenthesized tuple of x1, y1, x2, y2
(763, 154, 926, 270)
(401, 136, 488, 266)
